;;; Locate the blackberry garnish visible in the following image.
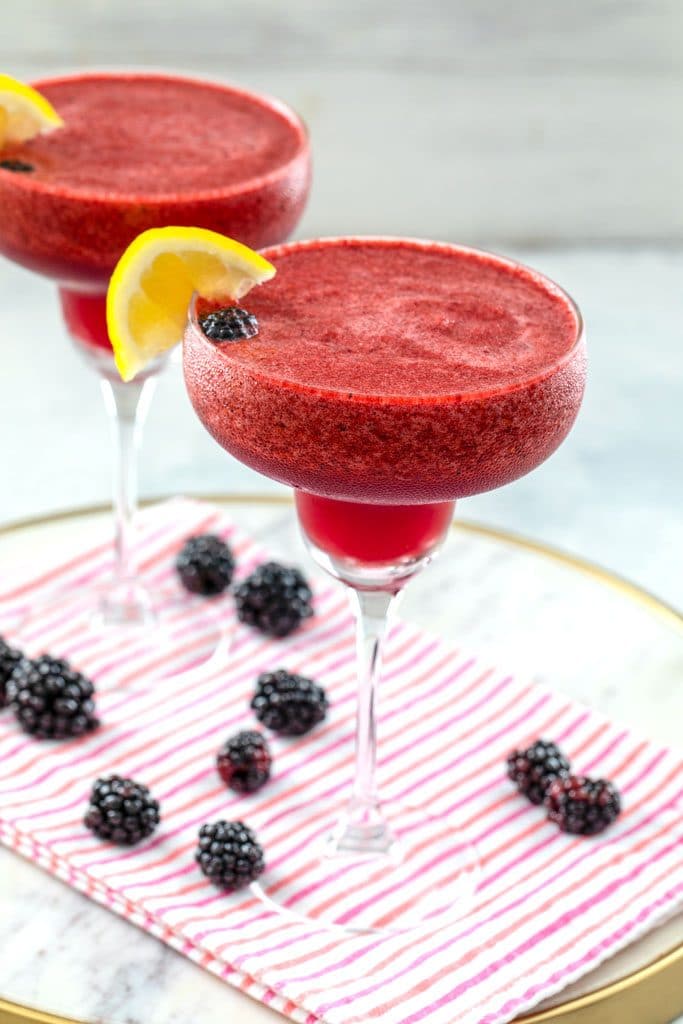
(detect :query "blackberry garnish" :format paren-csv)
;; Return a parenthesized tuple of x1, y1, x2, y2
(507, 739, 570, 805)
(217, 730, 272, 794)
(7, 655, 99, 739)
(234, 561, 313, 638)
(0, 636, 24, 708)
(85, 775, 160, 845)
(545, 775, 622, 836)
(0, 159, 34, 173)
(196, 820, 265, 889)
(200, 306, 259, 342)
(252, 669, 328, 736)
(176, 533, 235, 596)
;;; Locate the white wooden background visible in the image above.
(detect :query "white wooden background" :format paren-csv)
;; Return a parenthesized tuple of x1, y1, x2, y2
(4, 0, 683, 243)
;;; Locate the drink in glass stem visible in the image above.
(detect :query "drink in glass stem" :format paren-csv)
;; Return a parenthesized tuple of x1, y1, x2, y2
(184, 236, 586, 931)
(0, 72, 310, 646)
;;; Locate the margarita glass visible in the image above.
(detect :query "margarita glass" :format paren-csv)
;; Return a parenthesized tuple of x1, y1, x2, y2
(183, 236, 585, 931)
(0, 72, 310, 659)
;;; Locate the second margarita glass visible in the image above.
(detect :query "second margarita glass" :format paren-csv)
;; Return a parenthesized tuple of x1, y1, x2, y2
(0, 71, 310, 668)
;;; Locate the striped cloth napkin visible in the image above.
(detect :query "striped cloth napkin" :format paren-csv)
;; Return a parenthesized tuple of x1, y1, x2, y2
(0, 498, 681, 1024)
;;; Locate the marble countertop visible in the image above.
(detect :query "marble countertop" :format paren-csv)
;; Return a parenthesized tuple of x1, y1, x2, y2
(0, 500, 681, 1024)
(0, 245, 681, 610)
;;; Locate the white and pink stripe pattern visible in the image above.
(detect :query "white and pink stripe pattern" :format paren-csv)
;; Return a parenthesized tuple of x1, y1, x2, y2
(0, 499, 681, 1024)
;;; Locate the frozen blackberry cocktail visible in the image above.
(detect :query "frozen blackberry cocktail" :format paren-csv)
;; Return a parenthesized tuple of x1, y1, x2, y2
(186, 238, 584, 568)
(0, 73, 309, 288)
(0, 72, 310, 654)
(184, 236, 585, 931)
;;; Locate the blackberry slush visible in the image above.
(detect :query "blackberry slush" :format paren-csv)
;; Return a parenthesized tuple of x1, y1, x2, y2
(185, 239, 584, 567)
(0, 71, 310, 653)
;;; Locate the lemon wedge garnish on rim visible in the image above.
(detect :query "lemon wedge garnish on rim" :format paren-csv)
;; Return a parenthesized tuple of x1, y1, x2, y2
(0, 74, 63, 146)
(106, 227, 276, 382)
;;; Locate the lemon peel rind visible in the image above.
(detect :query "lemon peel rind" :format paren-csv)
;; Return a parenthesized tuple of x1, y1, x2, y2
(0, 73, 63, 145)
(106, 226, 276, 382)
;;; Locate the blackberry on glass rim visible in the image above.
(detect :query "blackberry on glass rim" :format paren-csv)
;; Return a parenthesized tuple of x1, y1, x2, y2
(200, 306, 259, 342)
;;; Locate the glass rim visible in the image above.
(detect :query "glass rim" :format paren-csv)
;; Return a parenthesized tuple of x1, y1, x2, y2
(4, 68, 311, 206)
(186, 235, 586, 404)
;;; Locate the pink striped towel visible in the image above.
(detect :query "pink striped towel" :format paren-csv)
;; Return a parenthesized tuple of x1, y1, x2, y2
(0, 498, 681, 1024)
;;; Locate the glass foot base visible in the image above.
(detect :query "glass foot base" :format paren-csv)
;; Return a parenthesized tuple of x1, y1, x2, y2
(94, 579, 157, 629)
(14, 583, 228, 688)
(251, 798, 479, 934)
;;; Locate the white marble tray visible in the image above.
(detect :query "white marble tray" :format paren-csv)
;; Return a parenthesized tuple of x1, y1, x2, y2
(0, 497, 680, 1024)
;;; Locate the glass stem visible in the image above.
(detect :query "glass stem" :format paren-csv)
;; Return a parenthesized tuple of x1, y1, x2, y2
(328, 586, 403, 858)
(99, 375, 157, 625)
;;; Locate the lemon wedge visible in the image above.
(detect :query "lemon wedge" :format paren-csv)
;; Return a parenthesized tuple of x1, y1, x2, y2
(0, 74, 63, 146)
(106, 226, 276, 382)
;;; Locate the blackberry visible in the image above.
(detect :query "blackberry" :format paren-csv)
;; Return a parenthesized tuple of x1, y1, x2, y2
(176, 533, 235, 595)
(0, 159, 34, 173)
(196, 820, 265, 889)
(200, 306, 259, 342)
(85, 775, 160, 845)
(234, 561, 313, 637)
(252, 669, 328, 736)
(7, 655, 99, 739)
(545, 775, 622, 836)
(217, 729, 272, 794)
(507, 739, 570, 805)
(0, 636, 24, 708)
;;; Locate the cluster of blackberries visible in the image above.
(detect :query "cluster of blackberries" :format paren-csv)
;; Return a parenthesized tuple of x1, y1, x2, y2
(0, 536, 324, 896)
(216, 670, 327, 788)
(1, 639, 99, 741)
(0, 642, 161, 851)
(217, 671, 327, 793)
(0, 642, 165, 854)
(81, 771, 266, 890)
(176, 535, 314, 639)
(507, 739, 621, 836)
(206, 667, 329, 887)
(0, 536, 325, 897)
(76, 667, 328, 888)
